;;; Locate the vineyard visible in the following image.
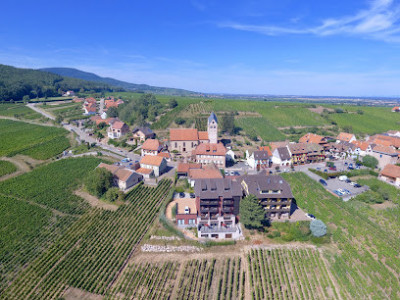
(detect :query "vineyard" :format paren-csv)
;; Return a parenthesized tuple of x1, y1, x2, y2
(0, 119, 70, 159)
(247, 248, 338, 300)
(0, 160, 17, 176)
(282, 172, 400, 299)
(0, 157, 101, 215)
(0, 103, 41, 119)
(0, 179, 172, 299)
(42, 102, 86, 122)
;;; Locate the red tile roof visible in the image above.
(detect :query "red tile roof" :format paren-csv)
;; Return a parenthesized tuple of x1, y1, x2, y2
(111, 120, 127, 130)
(169, 128, 199, 141)
(136, 167, 153, 175)
(142, 139, 160, 151)
(157, 152, 171, 159)
(392, 106, 400, 112)
(381, 164, 400, 178)
(188, 164, 224, 179)
(97, 163, 135, 182)
(193, 143, 227, 156)
(198, 131, 209, 140)
(177, 163, 201, 173)
(351, 140, 369, 151)
(299, 133, 326, 144)
(258, 146, 272, 156)
(140, 155, 165, 166)
(337, 132, 355, 142)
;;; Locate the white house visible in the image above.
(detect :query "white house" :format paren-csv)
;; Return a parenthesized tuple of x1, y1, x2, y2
(97, 163, 143, 191)
(226, 149, 236, 162)
(379, 164, 400, 187)
(137, 155, 167, 178)
(246, 150, 271, 170)
(271, 147, 292, 166)
(336, 132, 356, 144)
(107, 120, 130, 139)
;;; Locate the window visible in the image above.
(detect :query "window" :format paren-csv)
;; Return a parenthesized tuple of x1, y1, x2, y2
(183, 142, 186, 147)
(189, 219, 195, 225)
(177, 219, 185, 225)
(175, 142, 177, 148)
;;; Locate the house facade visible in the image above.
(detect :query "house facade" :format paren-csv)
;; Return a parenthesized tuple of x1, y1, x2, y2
(246, 150, 271, 170)
(370, 145, 399, 169)
(240, 174, 294, 220)
(195, 178, 242, 239)
(137, 155, 167, 178)
(288, 143, 325, 165)
(107, 120, 130, 139)
(132, 127, 155, 142)
(97, 163, 143, 190)
(379, 164, 400, 187)
(271, 147, 292, 166)
(193, 143, 227, 168)
(175, 198, 197, 227)
(141, 139, 162, 156)
(169, 128, 208, 154)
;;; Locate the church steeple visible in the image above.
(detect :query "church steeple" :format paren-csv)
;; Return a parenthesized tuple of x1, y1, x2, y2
(207, 112, 218, 144)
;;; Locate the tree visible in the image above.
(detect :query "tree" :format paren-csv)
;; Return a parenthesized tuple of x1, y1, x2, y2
(362, 155, 378, 169)
(22, 95, 30, 102)
(168, 98, 178, 108)
(175, 117, 185, 125)
(221, 112, 235, 135)
(55, 114, 63, 124)
(310, 219, 327, 237)
(239, 194, 265, 229)
(107, 106, 118, 118)
(84, 168, 113, 197)
(103, 187, 125, 202)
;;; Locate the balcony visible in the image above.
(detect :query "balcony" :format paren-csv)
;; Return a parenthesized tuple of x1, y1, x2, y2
(223, 200, 234, 205)
(200, 207, 219, 213)
(200, 200, 219, 206)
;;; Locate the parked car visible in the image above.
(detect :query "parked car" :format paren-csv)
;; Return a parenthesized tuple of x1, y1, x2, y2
(345, 178, 352, 183)
(339, 175, 348, 181)
(354, 183, 362, 188)
(233, 171, 240, 176)
(306, 213, 316, 220)
(329, 166, 337, 171)
(343, 189, 351, 195)
(334, 190, 343, 196)
(184, 206, 190, 214)
(179, 192, 185, 198)
(319, 179, 328, 186)
(349, 181, 356, 186)
(190, 193, 195, 198)
(324, 169, 328, 172)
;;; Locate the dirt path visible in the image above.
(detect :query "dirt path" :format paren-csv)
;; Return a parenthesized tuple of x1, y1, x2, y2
(74, 189, 118, 211)
(0, 156, 33, 181)
(0, 115, 55, 127)
(63, 287, 103, 300)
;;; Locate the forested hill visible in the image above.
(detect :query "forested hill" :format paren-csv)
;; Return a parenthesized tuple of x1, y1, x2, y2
(0, 64, 122, 102)
(40, 67, 197, 96)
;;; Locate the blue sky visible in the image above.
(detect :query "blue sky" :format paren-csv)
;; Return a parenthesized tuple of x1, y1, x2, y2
(2, 0, 400, 96)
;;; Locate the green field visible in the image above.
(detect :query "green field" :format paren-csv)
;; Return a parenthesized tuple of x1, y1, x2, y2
(0, 157, 103, 292)
(0, 119, 70, 159)
(0, 160, 17, 176)
(282, 172, 400, 299)
(0, 103, 42, 120)
(1, 180, 172, 299)
(236, 117, 286, 141)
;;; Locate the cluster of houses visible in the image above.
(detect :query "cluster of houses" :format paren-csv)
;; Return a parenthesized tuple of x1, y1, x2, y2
(84, 104, 400, 239)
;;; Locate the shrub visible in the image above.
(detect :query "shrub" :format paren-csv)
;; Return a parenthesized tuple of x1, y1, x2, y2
(103, 187, 123, 202)
(310, 219, 327, 237)
(84, 167, 113, 197)
(362, 155, 378, 169)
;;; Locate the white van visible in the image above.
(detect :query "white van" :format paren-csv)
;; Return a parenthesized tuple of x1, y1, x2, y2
(338, 175, 348, 181)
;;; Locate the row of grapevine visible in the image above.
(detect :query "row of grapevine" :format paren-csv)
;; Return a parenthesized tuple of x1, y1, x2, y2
(247, 248, 339, 300)
(0, 180, 172, 299)
(106, 261, 180, 299)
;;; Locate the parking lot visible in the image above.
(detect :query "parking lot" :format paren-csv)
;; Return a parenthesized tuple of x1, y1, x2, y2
(304, 169, 369, 201)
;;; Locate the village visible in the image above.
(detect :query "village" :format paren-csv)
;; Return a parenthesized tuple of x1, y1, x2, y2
(55, 95, 400, 240)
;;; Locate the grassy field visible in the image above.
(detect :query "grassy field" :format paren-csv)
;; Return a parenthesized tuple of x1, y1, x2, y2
(42, 102, 84, 122)
(0, 103, 42, 119)
(0, 119, 70, 159)
(236, 117, 286, 141)
(0, 160, 17, 176)
(282, 172, 400, 299)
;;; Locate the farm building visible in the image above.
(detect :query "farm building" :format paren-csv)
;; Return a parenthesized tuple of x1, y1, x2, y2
(97, 163, 143, 191)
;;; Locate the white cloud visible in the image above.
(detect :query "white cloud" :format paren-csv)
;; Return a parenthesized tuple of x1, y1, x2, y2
(219, 0, 400, 42)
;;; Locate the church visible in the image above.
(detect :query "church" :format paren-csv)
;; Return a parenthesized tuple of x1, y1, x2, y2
(169, 112, 227, 167)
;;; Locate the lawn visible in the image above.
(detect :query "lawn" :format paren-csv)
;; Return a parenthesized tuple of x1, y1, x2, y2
(282, 172, 400, 299)
(0, 119, 70, 159)
(0, 160, 17, 176)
